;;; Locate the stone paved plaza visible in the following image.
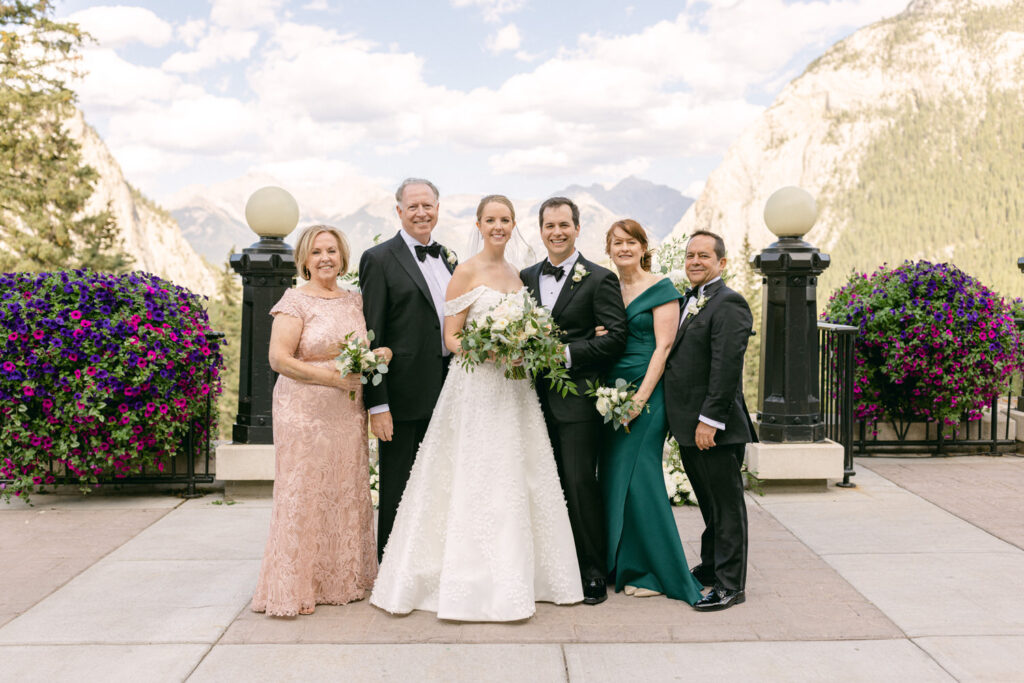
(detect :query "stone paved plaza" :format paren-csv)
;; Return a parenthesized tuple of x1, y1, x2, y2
(2, 455, 1023, 681)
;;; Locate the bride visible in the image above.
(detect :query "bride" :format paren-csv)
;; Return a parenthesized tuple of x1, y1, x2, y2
(370, 194, 583, 621)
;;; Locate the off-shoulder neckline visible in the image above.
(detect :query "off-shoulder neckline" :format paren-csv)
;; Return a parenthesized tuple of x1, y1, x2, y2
(451, 284, 525, 300)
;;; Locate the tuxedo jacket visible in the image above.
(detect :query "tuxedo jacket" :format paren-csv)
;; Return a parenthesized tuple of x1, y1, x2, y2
(521, 255, 627, 423)
(664, 279, 757, 447)
(359, 231, 454, 422)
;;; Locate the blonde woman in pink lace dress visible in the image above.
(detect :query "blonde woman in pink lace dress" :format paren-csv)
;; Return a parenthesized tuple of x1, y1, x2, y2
(251, 225, 391, 617)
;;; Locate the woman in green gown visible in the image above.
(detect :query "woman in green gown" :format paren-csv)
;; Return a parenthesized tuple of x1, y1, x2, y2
(599, 219, 704, 603)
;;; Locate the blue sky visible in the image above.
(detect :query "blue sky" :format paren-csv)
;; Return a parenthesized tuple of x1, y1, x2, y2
(55, 0, 909, 208)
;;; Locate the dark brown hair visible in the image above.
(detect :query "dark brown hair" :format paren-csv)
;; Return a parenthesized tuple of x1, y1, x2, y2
(606, 219, 652, 271)
(688, 229, 726, 260)
(538, 196, 580, 228)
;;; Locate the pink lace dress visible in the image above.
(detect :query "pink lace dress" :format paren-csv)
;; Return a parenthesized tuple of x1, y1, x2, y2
(251, 287, 377, 616)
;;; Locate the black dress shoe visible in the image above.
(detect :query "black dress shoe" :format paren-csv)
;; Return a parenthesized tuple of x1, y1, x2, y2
(693, 587, 745, 612)
(689, 565, 715, 588)
(582, 578, 607, 605)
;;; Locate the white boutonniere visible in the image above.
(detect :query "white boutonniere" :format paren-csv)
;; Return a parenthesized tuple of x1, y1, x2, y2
(571, 263, 589, 286)
(684, 293, 709, 318)
(445, 248, 458, 265)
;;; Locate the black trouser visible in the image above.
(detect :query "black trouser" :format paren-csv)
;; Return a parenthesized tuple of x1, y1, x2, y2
(679, 443, 748, 591)
(376, 418, 429, 563)
(545, 417, 607, 583)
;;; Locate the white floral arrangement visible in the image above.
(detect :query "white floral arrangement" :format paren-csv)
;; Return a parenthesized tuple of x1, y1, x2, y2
(585, 377, 646, 433)
(663, 438, 697, 506)
(445, 247, 458, 265)
(571, 262, 589, 286)
(684, 293, 709, 318)
(333, 330, 389, 400)
(456, 290, 576, 396)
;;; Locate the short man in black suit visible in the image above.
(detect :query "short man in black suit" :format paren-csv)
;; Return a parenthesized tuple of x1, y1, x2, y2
(359, 178, 456, 561)
(521, 197, 627, 604)
(664, 229, 756, 611)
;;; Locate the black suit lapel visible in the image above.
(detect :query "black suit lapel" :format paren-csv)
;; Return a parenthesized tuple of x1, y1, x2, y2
(389, 232, 435, 310)
(670, 279, 724, 355)
(523, 262, 542, 303)
(551, 255, 589, 319)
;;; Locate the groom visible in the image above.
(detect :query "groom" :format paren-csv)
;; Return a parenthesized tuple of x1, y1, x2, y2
(664, 229, 756, 612)
(360, 177, 456, 561)
(521, 197, 627, 604)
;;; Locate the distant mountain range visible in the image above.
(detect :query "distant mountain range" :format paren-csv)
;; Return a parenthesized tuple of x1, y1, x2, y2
(168, 176, 693, 268)
(669, 0, 1024, 299)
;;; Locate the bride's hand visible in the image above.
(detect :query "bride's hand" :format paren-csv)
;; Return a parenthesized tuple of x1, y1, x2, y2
(374, 346, 393, 363)
(594, 325, 608, 337)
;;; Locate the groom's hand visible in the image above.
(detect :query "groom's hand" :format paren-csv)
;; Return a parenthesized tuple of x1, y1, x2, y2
(695, 422, 717, 451)
(371, 411, 394, 441)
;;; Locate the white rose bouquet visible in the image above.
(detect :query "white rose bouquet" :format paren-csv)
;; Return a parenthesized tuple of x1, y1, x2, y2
(585, 377, 647, 433)
(457, 290, 577, 396)
(333, 330, 389, 400)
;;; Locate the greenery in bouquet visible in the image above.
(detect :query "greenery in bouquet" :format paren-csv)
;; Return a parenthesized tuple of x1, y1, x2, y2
(334, 329, 388, 400)
(0, 270, 224, 502)
(456, 289, 576, 396)
(822, 261, 1022, 428)
(586, 377, 647, 433)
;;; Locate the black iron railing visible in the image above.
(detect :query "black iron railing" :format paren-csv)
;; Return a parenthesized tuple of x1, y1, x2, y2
(818, 322, 858, 487)
(4, 332, 222, 498)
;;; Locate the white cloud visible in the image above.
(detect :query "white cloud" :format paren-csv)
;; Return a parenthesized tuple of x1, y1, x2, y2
(211, 0, 287, 28)
(488, 24, 521, 53)
(106, 95, 260, 153)
(303, 0, 329, 9)
(162, 27, 259, 73)
(75, 48, 183, 108)
(66, 6, 173, 48)
(684, 179, 706, 197)
(178, 19, 207, 48)
(451, 0, 527, 23)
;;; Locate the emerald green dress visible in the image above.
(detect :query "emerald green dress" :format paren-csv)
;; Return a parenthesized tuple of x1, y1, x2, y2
(600, 278, 704, 603)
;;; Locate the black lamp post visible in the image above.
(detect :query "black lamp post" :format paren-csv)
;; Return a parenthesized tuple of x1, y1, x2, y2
(752, 187, 829, 443)
(228, 187, 298, 444)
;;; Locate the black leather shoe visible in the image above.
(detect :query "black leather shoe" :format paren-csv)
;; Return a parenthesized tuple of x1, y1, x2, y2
(689, 565, 715, 588)
(693, 587, 745, 612)
(582, 579, 607, 605)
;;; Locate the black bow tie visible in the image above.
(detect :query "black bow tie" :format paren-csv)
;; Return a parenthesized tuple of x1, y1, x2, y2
(683, 287, 697, 300)
(541, 261, 565, 281)
(415, 243, 442, 262)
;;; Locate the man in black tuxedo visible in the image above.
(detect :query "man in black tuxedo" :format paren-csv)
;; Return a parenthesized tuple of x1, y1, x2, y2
(359, 178, 456, 561)
(521, 197, 627, 604)
(664, 229, 756, 612)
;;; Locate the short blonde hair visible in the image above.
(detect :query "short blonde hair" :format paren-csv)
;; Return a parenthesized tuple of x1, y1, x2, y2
(294, 225, 350, 280)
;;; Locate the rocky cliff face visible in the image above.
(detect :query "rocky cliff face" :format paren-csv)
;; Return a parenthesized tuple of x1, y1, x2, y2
(667, 0, 1024, 287)
(66, 111, 219, 299)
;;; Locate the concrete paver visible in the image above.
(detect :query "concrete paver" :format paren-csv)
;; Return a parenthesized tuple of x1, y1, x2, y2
(563, 641, 953, 682)
(862, 455, 1024, 550)
(0, 644, 209, 683)
(3, 456, 1024, 680)
(913, 635, 1024, 681)
(188, 644, 568, 683)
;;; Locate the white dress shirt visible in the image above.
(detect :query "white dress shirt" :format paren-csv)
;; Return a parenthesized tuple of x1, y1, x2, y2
(538, 250, 580, 368)
(369, 230, 453, 416)
(679, 275, 726, 432)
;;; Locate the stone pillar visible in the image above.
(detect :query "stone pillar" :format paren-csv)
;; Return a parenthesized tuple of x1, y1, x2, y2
(744, 187, 843, 487)
(217, 187, 299, 494)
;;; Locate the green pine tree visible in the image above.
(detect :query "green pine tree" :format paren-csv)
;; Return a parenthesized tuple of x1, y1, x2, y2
(205, 253, 242, 440)
(0, 0, 129, 272)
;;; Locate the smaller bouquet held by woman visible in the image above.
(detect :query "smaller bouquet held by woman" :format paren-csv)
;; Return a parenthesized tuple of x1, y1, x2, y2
(456, 289, 576, 397)
(334, 330, 389, 400)
(585, 378, 647, 433)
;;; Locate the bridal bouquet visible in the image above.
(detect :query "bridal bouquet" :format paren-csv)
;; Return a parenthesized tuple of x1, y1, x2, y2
(334, 330, 388, 400)
(585, 378, 647, 433)
(457, 290, 577, 396)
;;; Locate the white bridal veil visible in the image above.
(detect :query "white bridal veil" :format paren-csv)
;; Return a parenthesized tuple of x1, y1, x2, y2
(464, 224, 538, 271)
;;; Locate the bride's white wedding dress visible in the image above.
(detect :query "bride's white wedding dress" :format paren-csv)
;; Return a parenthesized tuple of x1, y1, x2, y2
(370, 285, 583, 621)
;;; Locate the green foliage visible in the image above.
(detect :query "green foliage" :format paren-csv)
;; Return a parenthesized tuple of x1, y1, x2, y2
(732, 236, 762, 413)
(0, 1, 128, 272)
(821, 89, 1024, 304)
(204, 255, 241, 440)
